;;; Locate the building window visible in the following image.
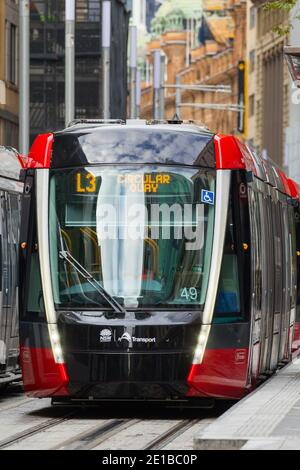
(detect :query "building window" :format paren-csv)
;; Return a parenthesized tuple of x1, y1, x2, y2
(249, 94, 255, 117)
(7, 22, 17, 85)
(250, 6, 256, 29)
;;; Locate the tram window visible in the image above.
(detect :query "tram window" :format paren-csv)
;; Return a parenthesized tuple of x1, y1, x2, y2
(273, 203, 283, 313)
(288, 207, 300, 308)
(215, 200, 241, 320)
(214, 172, 251, 323)
(25, 215, 44, 318)
(27, 252, 43, 313)
(295, 208, 300, 322)
(257, 191, 265, 312)
(49, 166, 216, 310)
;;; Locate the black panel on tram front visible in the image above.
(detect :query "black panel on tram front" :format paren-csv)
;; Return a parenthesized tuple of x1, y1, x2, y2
(51, 126, 216, 169)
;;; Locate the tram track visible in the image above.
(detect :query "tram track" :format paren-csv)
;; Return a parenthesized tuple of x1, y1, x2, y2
(0, 397, 36, 413)
(56, 418, 141, 450)
(0, 410, 77, 450)
(0, 394, 222, 450)
(56, 418, 202, 451)
(143, 419, 200, 450)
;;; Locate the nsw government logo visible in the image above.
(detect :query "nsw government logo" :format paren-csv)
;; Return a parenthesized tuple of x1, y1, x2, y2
(99, 328, 112, 343)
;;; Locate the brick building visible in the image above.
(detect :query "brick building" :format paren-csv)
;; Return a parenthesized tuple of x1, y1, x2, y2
(250, 0, 289, 167)
(140, 0, 247, 136)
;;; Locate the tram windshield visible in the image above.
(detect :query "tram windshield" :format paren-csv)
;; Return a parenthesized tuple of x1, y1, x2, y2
(49, 166, 216, 309)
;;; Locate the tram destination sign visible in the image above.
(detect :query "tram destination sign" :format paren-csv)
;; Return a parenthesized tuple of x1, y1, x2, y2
(75, 171, 172, 194)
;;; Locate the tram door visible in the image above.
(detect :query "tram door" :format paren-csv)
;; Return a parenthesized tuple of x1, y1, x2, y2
(248, 185, 262, 381)
(0, 192, 19, 374)
(269, 197, 283, 370)
(278, 203, 294, 361)
(0, 191, 8, 371)
(6, 194, 19, 368)
(259, 191, 275, 374)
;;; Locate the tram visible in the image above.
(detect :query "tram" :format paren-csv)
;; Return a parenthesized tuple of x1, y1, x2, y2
(0, 146, 23, 389)
(19, 120, 300, 403)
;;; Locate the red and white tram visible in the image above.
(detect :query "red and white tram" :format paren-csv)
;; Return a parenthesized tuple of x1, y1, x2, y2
(18, 120, 300, 404)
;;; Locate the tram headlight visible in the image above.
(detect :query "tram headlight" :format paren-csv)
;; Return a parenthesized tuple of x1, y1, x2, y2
(48, 324, 64, 364)
(193, 324, 211, 364)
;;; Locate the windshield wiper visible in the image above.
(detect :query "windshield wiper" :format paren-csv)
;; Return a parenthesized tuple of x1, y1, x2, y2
(59, 250, 127, 315)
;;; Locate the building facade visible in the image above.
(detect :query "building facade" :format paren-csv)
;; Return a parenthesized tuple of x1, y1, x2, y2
(0, 0, 19, 147)
(246, 0, 257, 147)
(285, 0, 300, 183)
(249, 0, 289, 167)
(30, 0, 130, 144)
(140, 0, 247, 136)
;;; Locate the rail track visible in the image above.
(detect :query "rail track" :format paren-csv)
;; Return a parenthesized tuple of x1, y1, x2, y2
(0, 392, 221, 450)
(0, 410, 77, 450)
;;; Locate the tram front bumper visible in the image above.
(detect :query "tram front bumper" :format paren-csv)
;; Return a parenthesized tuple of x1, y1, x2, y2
(58, 310, 201, 400)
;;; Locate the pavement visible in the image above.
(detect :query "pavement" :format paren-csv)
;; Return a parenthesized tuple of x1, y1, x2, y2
(194, 357, 300, 450)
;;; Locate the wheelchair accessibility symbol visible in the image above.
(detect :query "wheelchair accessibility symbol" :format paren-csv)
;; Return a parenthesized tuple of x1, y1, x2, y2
(201, 190, 215, 205)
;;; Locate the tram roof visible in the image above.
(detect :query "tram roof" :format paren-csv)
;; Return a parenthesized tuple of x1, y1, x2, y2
(24, 121, 298, 199)
(0, 146, 23, 180)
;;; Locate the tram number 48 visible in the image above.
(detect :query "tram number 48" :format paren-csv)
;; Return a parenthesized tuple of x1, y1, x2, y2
(180, 287, 198, 301)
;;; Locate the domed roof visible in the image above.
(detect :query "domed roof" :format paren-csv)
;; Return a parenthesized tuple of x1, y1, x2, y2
(151, 0, 203, 37)
(170, 0, 203, 18)
(156, 0, 203, 20)
(155, 0, 173, 19)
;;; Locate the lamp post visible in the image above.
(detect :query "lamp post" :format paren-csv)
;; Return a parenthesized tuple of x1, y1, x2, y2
(19, 0, 30, 154)
(136, 69, 141, 119)
(284, 46, 300, 87)
(65, 0, 75, 127)
(153, 50, 161, 120)
(130, 25, 137, 119)
(159, 54, 165, 120)
(102, 1, 111, 119)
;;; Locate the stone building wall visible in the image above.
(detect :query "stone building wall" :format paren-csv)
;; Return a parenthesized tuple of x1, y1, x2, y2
(140, 0, 247, 136)
(251, 0, 289, 166)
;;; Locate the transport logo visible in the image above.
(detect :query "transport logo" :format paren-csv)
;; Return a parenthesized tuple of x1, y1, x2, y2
(118, 332, 132, 343)
(118, 332, 156, 344)
(99, 328, 113, 343)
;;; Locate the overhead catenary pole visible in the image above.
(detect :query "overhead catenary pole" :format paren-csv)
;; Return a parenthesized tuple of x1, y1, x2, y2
(185, 20, 190, 67)
(19, 0, 30, 154)
(175, 74, 182, 119)
(102, 1, 111, 120)
(159, 54, 165, 120)
(130, 25, 137, 119)
(146, 58, 150, 86)
(136, 69, 141, 118)
(65, 0, 75, 127)
(153, 49, 161, 120)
